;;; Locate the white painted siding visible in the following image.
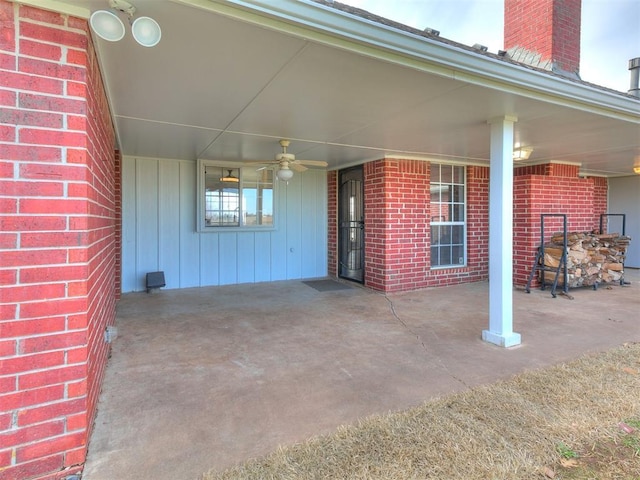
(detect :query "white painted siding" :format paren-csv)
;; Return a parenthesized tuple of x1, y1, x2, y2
(121, 156, 328, 292)
(608, 176, 640, 268)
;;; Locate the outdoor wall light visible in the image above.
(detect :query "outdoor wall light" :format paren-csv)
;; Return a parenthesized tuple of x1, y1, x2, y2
(512, 146, 533, 161)
(90, 0, 161, 47)
(633, 166, 640, 175)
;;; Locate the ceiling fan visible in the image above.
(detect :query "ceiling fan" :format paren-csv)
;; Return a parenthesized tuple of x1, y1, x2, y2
(248, 140, 328, 182)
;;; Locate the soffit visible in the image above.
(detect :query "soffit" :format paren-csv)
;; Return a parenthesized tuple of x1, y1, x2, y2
(23, 0, 640, 176)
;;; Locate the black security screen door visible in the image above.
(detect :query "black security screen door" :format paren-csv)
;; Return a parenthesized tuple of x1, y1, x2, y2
(338, 166, 364, 282)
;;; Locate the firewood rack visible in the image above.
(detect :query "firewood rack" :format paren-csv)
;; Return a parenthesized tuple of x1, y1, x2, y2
(525, 214, 568, 298)
(599, 213, 628, 286)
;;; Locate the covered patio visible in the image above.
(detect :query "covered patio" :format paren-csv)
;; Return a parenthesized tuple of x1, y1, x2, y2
(2, 1, 639, 478)
(83, 271, 640, 480)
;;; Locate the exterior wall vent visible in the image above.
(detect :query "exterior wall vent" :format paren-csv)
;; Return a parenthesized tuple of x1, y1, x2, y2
(146, 271, 166, 292)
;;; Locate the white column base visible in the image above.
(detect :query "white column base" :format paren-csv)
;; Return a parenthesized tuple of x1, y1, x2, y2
(482, 329, 522, 348)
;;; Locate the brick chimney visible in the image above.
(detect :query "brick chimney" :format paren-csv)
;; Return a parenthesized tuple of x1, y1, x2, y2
(504, 0, 582, 78)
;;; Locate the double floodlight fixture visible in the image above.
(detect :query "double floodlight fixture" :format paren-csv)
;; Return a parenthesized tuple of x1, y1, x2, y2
(90, 0, 161, 47)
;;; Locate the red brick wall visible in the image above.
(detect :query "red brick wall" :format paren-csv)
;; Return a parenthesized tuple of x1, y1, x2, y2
(592, 176, 608, 231)
(362, 160, 386, 290)
(360, 160, 489, 293)
(513, 167, 607, 285)
(514, 163, 581, 178)
(504, 0, 581, 74)
(465, 166, 490, 280)
(327, 171, 337, 277)
(363, 159, 429, 292)
(114, 150, 122, 299)
(0, 2, 116, 479)
(333, 158, 607, 292)
(84, 16, 117, 466)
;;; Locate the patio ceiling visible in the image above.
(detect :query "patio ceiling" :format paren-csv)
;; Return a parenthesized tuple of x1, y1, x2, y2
(45, 0, 640, 176)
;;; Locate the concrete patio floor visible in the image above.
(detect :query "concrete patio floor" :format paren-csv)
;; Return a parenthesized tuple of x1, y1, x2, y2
(83, 271, 640, 480)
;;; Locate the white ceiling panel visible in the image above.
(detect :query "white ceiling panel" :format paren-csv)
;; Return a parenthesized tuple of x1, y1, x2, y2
(48, 0, 639, 176)
(115, 117, 221, 161)
(99, 0, 307, 129)
(222, 43, 468, 142)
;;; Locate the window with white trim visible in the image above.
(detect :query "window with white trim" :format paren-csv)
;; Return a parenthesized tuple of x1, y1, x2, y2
(430, 164, 466, 267)
(197, 160, 274, 231)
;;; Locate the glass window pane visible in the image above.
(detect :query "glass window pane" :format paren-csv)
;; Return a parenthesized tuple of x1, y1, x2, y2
(443, 225, 452, 245)
(440, 165, 453, 183)
(453, 165, 464, 184)
(433, 225, 453, 245)
(242, 168, 273, 226)
(430, 164, 440, 181)
(202, 164, 273, 228)
(439, 245, 452, 265)
(452, 225, 464, 244)
(205, 167, 240, 227)
(430, 246, 439, 267)
(453, 185, 464, 202)
(442, 185, 452, 205)
(452, 245, 464, 265)
(430, 225, 440, 244)
(429, 163, 466, 268)
(453, 204, 464, 222)
(441, 203, 451, 222)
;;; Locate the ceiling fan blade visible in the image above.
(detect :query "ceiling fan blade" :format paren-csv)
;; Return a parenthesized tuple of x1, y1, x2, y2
(290, 163, 307, 173)
(244, 160, 278, 165)
(294, 159, 328, 167)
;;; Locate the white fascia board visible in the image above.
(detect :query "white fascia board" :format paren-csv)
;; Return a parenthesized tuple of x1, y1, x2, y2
(191, 0, 640, 123)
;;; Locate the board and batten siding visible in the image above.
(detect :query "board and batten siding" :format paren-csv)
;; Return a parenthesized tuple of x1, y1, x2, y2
(608, 175, 640, 268)
(121, 156, 328, 292)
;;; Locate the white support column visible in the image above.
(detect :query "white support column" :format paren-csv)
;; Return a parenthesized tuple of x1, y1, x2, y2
(482, 116, 522, 348)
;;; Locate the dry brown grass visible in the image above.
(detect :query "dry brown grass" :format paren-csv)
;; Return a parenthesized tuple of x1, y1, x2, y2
(203, 343, 640, 480)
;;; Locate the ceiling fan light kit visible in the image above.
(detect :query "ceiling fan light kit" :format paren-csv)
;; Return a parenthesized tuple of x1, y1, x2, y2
(276, 167, 294, 182)
(219, 169, 239, 182)
(248, 139, 329, 182)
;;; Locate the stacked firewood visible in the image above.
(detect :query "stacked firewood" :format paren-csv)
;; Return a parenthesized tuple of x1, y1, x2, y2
(541, 232, 631, 287)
